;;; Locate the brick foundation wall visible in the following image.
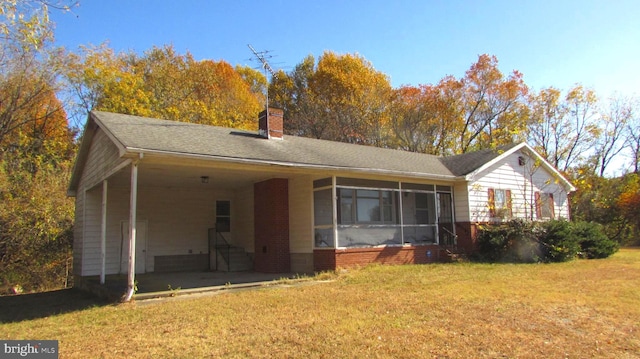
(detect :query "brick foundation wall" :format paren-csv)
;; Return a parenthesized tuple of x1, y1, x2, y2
(313, 249, 337, 272)
(314, 245, 444, 271)
(254, 178, 290, 273)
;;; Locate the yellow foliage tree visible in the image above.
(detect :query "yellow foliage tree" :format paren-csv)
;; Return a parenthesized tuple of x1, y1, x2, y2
(67, 44, 263, 130)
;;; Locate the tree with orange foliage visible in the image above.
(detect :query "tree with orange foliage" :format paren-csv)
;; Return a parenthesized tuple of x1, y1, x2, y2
(457, 54, 529, 153)
(0, 0, 76, 292)
(66, 45, 264, 130)
(617, 174, 640, 241)
(389, 76, 461, 155)
(270, 52, 392, 145)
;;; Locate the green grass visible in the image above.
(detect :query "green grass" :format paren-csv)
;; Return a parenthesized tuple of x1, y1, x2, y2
(1, 249, 639, 358)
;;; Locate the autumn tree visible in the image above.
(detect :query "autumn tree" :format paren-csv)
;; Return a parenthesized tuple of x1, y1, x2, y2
(527, 85, 600, 173)
(0, 0, 76, 293)
(315, 52, 392, 145)
(456, 54, 528, 153)
(1, 0, 57, 51)
(270, 51, 392, 145)
(66, 44, 264, 129)
(183, 59, 262, 129)
(389, 77, 461, 155)
(0, 93, 75, 292)
(527, 87, 565, 166)
(65, 44, 152, 121)
(270, 55, 326, 138)
(562, 86, 600, 172)
(388, 55, 527, 155)
(624, 101, 639, 173)
(389, 85, 433, 153)
(616, 174, 640, 243)
(591, 96, 632, 177)
(235, 64, 266, 106)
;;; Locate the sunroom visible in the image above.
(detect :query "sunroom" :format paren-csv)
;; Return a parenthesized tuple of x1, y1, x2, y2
(312, 177, 456, 269)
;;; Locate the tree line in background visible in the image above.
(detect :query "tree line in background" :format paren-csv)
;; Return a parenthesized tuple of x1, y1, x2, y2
(1, 0, 639, 293)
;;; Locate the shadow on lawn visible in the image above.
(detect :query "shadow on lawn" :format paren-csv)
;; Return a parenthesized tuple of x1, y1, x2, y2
(0, 288, 111, 323)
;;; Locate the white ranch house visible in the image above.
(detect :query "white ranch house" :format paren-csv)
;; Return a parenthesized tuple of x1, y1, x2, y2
(68, 109, 575, 298)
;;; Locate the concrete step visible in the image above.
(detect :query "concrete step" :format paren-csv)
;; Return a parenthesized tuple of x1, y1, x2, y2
(444, 248, 467, 263)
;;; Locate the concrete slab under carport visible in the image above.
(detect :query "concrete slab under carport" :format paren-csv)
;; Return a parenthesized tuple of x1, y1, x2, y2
(134, 271, 296, 299)
(79, 271, 298, 301)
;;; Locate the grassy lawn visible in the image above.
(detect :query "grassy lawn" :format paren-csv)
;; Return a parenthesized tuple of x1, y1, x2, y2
(1, 249, 639, 358)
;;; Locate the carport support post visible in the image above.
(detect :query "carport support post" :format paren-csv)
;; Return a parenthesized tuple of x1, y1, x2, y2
(100, 180, 108, 284)
(123, 158, 140, 302)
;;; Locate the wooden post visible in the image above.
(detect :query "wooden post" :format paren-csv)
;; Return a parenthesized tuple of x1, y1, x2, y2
(123, 158, 140, 302)
(331, 176, 338, 248)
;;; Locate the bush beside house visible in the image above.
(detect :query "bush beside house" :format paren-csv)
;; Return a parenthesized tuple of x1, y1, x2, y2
(476, 219, 618, 263)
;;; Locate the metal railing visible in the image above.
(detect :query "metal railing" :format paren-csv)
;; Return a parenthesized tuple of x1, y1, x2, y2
(208, 227, 231, 271)
(439, 225, 458, 247)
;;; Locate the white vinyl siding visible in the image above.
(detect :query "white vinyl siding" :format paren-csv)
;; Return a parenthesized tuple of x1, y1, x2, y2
(453, 182, 470, 222)
(466, 149, 571, 222)
(233, 184, 254, 254)
(77, 129, 127, 193)
(289, 176, 314, 273)
(72, 190, 84, 275)
(80, 182, 236, 276)
(75, 129, 128, 276)
(289, 175, 313, 253)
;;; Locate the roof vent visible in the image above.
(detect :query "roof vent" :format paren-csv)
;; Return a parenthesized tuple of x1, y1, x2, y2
(518, 156, 526, 166)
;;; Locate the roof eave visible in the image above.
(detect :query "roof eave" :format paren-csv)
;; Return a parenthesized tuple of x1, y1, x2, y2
(464, 142, 576, 192)
(464, 143, 527, 180)
(519, 144, 577, 192)
(128, 147, 461, 182)
(67, 114, 97, 196)
(67, 112, 132, 196)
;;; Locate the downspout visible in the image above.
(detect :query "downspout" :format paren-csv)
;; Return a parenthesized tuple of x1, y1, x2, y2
(123, 154, 142, 302)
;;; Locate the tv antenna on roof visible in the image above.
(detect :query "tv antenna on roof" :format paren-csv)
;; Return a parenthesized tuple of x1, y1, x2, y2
(248, 44, 278, 111)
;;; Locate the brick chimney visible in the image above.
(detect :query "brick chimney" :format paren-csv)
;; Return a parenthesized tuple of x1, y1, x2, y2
(258, 108, 284, 140)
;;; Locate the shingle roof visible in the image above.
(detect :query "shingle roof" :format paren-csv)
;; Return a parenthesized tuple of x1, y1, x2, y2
(439, 143, 521, 176)
(90, 111, 457, 179)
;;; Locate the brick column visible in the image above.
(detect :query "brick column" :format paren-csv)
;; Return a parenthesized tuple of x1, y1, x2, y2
(455, 222, 478, 254)
(254, 178, 290, 273)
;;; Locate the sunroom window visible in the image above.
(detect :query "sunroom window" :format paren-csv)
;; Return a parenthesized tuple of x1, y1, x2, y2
(313, 177, 455, 249)
(338, 188, 396, 224)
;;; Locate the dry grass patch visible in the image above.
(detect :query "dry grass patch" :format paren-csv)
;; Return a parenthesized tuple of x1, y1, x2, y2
(1, 249, 639, 358)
